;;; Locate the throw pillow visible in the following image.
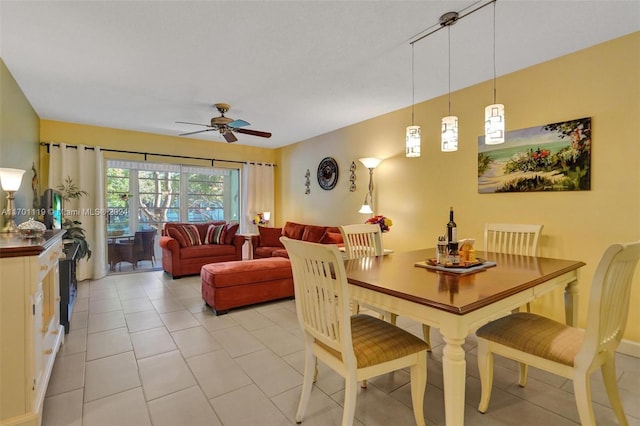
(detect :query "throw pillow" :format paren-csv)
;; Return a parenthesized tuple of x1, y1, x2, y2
(179, 224, 202, 247)
(282, 221, 305, 240)
(224, 222, 240, 245)
(258, 226, 284, 248)
(204, 224, 226, 245)
(167, 227, 188, 248)
(301, 225, 328, 243)
(322, 231, 343, 244)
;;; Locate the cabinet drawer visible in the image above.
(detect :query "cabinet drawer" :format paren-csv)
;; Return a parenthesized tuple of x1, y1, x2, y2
(37, 242, 62, 282)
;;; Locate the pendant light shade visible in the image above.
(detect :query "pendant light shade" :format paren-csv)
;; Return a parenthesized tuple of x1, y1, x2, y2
(406, 125, 421, 157)
(484, 104, 505, 144)
(441, 116, 458, 152)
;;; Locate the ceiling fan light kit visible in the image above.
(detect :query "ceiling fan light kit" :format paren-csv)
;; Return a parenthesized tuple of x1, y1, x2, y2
(177, 103, 272, 143)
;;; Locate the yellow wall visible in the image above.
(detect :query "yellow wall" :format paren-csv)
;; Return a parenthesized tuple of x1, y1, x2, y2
(276, 33, 640, 342)
(0, 58, 40, 223)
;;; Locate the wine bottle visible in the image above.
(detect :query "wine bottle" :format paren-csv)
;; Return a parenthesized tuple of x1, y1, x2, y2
(447, 206, 457, 243)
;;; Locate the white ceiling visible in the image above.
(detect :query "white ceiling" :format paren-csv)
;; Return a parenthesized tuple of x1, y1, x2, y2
(1, 1, 638, 148)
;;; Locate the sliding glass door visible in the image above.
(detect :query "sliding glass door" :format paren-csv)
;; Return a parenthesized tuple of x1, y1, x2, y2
(106, 160, 240, 271)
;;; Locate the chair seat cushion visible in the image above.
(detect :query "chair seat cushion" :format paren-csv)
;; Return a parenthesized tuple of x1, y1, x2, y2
(318, 314, 429, 368)
(476, 312, 585, 366)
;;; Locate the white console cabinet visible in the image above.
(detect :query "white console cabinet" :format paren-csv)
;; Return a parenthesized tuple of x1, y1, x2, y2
(0, 230, 64, 426)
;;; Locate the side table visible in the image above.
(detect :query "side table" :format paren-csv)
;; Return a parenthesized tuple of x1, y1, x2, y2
(238, 233, 259, 259)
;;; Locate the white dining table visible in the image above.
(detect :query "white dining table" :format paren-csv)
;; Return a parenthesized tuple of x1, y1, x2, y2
(344, 248, 585, 426)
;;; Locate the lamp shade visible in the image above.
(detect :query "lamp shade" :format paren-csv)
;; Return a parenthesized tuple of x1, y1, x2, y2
(441, 116, 458, 152)
(358, 203, 374, 214)
(485, 104, 505, 145)
(262, 211, 271, 221)
(358, 157, 382, 169)
(0, 168, 25, 191)
(405, 125, 421, 158)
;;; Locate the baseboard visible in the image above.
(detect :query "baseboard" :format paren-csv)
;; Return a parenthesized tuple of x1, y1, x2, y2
(618, 339, 640, 358)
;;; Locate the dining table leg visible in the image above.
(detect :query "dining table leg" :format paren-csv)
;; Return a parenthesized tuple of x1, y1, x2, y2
(441, 332, 467, 426)
(564, 278, 579, 326)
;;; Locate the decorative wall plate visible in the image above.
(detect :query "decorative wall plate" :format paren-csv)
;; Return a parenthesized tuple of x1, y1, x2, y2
(317, 157, 339, 190)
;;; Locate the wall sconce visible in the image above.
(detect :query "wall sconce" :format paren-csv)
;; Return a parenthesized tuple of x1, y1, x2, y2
(0, 168, 26, 233)
(349, 161, 356, 192)
(304, 169, 311, 194)
(358, 157, 382, 215)
(485, 1, 505, 145)
(441, 12, 459, 152)
(405, 43, 421, 158)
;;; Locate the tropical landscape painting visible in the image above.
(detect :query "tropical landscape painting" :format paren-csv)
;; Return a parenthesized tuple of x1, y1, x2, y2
(477, 117, 591, 193)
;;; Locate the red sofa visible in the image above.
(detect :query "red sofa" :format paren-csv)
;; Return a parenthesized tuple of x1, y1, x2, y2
(251, 221, 343, 258)
(159, 221, 243, 278)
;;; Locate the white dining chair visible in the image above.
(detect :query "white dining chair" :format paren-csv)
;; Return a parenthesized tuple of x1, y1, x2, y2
(339, 224, 394, 320)
(475, 241, 640, 426)
(280, 237, 429, 426)
(483, 223, 543, 256)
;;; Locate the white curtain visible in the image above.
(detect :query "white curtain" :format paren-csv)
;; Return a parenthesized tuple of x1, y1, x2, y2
(242, 163, 274, 233)
(48, 143, 107, 280)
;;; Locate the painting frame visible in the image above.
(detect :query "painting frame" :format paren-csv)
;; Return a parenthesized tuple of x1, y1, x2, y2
(477, 117, 591, 193)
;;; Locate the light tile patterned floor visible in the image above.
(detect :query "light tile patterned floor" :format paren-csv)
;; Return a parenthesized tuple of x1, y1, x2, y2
(43, 270, 640, 425)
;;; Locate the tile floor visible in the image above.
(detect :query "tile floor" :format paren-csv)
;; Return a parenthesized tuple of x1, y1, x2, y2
(43, 270, 640, 426)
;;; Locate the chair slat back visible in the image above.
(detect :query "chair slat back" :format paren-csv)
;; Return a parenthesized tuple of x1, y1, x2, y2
(340, 224, 383, 259)
(580, 241, 640, 358)
(280, 237, 355, 366)
(484, 223, 543, 256)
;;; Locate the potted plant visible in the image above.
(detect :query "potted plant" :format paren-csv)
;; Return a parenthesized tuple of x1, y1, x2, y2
(56, 176, 91, 261)
(61, 218, 92, 260)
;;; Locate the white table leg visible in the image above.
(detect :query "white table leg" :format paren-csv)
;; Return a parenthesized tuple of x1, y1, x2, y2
(441, 333, 467, 426)
(564, 278, 579, 326)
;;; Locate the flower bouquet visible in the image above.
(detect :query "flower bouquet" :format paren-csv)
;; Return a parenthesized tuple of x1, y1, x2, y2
(252, 213, 268, 226)
(365, 215, 393, 233)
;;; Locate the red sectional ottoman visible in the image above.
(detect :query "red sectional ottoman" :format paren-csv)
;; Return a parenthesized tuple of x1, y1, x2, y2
(201, 257, 294, 315)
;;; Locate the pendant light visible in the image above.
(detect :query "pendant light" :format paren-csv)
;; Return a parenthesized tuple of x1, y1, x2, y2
(405, 44, 421, 158)
(484, 1, 505, 145)
(441, 13, 458, 152)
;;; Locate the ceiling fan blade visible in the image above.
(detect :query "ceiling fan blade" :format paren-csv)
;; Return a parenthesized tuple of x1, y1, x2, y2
(223, 131, 238, 143)
(235, 128, 272, 138)
(228, 119, 250, 128)
(179, 128, 216, 136)
(176, 121, 211, 127)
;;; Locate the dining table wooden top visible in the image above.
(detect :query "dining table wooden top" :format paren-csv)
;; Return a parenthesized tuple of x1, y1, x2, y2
(344, 248, 586, 316)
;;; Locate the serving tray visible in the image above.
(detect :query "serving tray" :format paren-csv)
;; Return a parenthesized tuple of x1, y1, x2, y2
(415, 258, 497, 275)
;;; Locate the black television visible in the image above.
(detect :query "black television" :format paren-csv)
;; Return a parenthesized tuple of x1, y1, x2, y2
(42, 189, 63, 230)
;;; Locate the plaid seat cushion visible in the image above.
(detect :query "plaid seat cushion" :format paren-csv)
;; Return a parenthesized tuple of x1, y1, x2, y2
(476, 312, 585, 366)
(318, 314, 429, 368)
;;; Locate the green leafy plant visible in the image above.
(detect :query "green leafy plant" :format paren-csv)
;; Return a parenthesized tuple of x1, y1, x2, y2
(56, 176, 89, 201)
(56, 176, 91, 261)
(61, 218, 92, 260)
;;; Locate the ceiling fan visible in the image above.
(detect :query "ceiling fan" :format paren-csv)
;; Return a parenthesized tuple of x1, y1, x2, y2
(176, 103, 272, 143)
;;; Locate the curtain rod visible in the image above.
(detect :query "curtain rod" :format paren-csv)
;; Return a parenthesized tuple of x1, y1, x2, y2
(40, 142, 276, 167)
(409, 0, 496, 46)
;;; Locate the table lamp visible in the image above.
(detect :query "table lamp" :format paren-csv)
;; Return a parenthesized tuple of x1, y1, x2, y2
(0, 168, 26, 233)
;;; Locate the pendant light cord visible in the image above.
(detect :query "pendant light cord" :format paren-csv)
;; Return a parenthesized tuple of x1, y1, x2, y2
(492, 1, 497, 104)
(448, 26, 452, 115)
(411, 43, 415, 126)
